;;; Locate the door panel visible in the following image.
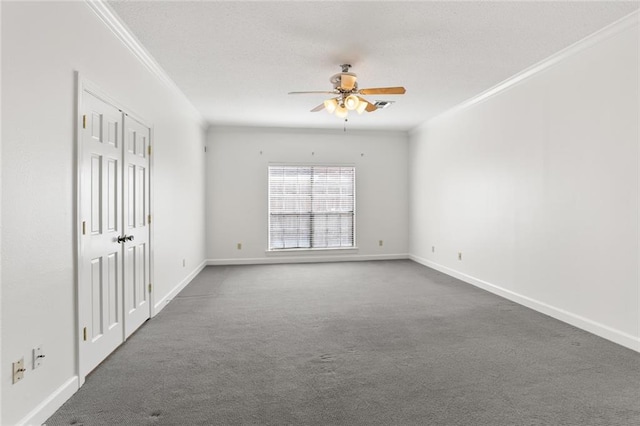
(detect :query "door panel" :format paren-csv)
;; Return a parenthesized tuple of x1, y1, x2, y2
(90, 155, 101, 233)
(107, 159, 118, 232)
(106, 252, 119, 329)
(90, 257, 102, 339)
(123, 116, 151, 338)
(79, 92, 124, 376)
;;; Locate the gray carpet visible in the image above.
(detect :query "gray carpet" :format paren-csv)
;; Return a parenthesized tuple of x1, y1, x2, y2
(47, 260, 640, 425)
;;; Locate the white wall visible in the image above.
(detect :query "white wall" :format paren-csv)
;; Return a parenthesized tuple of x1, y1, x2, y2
(409, 18, 639, 351)
(206, 126, 409, 264)
(1, 2, 206, 424)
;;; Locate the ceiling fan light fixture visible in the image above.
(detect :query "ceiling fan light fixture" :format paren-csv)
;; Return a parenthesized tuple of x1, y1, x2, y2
(341, 73, 357, 90)
(334, 104, 348, 118)
(324, 98, 338, 114)
(288, 65, 406, 121)
(344, 95, 360, 111)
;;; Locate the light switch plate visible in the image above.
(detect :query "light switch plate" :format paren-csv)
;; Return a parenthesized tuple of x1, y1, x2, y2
(13, 358, 25, 384)
(33, 345, 44, 369)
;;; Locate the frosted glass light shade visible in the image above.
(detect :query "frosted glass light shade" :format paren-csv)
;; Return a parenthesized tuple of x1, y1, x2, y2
(335, 105, 348, 118)
(341, 74, 357, 90)
(356, 100, 367, 114)
(324, 98, 338, 114)
(344, 95, 360, 111)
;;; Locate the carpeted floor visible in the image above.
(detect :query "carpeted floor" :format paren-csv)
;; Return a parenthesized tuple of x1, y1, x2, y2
(47, 260, 640, 425)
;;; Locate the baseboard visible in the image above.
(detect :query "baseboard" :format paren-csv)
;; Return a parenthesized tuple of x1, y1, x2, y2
(207, 253, 409, 266)
(153, 259, 207, 314)
(17, 376, 79, 426)
(410, 255, 640, 353)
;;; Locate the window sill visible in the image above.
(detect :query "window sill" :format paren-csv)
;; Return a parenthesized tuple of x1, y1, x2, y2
(265, 247, 359, 255)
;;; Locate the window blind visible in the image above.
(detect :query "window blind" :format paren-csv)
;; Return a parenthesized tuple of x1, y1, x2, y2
(269, 165, 355, 250)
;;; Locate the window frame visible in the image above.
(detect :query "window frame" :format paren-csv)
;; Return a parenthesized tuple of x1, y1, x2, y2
(267, 163, 357, 252)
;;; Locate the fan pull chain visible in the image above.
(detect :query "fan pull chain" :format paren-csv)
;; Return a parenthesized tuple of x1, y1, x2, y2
(344, 118, 348, 132)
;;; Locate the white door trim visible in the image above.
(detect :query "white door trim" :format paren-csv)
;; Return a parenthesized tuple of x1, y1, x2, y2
(75, 72, 154, 385)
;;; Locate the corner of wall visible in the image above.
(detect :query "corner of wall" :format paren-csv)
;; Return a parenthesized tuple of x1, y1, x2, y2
(153, 260, 207, 315)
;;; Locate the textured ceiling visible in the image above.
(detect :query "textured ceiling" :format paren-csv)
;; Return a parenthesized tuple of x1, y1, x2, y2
(107, 1, 639, 131)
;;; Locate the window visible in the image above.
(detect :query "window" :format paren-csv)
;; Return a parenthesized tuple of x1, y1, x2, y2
(269, 165, 355, 250)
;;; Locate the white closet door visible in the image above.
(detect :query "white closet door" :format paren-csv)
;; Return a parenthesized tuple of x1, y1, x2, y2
(79, 92, 125, 376)
(123, 116, 151, 338)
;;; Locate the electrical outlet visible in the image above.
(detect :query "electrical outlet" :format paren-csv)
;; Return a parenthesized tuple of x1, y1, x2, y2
(432, 246, 435, 253)
(458, 252, 462, 261)
(182, 259, 186, 267)
(379, 240, 383, 247)
(13, 358, 26, 384)
(33, 345, 44, 369)
(237, 243, 242, 250)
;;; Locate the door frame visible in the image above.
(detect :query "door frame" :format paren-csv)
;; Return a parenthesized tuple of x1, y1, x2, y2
(75, 72, 155, 385)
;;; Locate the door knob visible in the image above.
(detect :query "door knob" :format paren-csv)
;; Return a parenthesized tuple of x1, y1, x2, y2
(117, 235, 135, 243)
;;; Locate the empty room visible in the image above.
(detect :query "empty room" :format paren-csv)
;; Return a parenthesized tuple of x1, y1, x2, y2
(1, 1, 639, 425)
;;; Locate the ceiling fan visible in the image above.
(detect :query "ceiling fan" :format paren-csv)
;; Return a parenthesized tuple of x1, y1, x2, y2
(288, 64, 406, 119)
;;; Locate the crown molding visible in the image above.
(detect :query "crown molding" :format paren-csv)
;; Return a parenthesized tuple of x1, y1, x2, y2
(84, 0, 204, 124)
(410, 9, 639, 135)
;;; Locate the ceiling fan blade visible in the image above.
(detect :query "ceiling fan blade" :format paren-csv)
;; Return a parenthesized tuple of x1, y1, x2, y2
(359, 86, 406, 95)
(357, 96, 378, 112)
(288, 91, 337, 95)
(310, 103, 325, 112)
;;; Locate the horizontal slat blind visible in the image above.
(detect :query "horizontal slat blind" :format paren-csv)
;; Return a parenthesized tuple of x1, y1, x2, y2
(269, 166, 355, 250)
